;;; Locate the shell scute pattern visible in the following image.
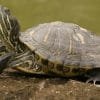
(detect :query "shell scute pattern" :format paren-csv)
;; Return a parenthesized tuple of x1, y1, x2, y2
(18, 22, 98, 76)
(19, 22, 97, 70)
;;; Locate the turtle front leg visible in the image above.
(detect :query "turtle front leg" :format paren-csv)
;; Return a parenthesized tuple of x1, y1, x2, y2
(0, 44, 13, 73)
(8, 51, 35, 73)
(8, 51, 47, 75)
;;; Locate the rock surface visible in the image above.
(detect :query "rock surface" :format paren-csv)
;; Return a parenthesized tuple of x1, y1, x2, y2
(0, 69, 100, 100)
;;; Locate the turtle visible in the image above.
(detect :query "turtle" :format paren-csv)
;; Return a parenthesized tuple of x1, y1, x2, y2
(0, 5, 100, 85)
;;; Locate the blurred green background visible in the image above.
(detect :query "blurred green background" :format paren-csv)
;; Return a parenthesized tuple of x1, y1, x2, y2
(0, 0, 100, 35)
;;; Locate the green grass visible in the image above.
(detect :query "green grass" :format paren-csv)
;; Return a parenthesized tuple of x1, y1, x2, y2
(0, 0, 100, 35)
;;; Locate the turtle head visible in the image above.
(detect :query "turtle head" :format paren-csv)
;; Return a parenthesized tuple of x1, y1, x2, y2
(0, 5, 20, 52)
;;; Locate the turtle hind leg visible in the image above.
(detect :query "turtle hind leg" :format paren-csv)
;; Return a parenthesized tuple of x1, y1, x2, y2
(86, 75, 100, 85)
(86, 70, 100, 86)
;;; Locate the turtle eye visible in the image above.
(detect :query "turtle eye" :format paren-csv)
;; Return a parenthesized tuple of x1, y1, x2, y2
(33, 63, 42, 72)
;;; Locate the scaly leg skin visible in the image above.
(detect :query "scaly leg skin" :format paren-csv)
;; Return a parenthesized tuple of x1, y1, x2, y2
(0, 44, 14, 73)
(86, 70, 100, 87)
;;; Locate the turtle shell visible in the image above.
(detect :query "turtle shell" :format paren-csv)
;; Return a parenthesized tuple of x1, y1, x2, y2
(19, 21, 99, 76)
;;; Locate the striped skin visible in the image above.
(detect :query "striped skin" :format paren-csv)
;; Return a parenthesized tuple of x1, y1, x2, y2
(0, 5, 24, 52)
(0, 6, 17, 72)
(0, 5, 26, 73)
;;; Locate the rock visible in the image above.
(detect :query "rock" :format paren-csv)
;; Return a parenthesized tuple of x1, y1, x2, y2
(0, 71, 100, 100)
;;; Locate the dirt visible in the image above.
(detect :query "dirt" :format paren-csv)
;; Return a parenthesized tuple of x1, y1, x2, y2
(0, 69, 100, 100)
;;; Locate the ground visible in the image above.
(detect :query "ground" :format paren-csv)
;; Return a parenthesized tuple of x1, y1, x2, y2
(0, 69, 100, 100)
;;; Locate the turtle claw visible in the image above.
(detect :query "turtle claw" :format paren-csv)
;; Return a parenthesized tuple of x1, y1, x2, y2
(86, 77, 97, 85)
(86, 74, 100, 86)
(86, 78, 100, 87)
